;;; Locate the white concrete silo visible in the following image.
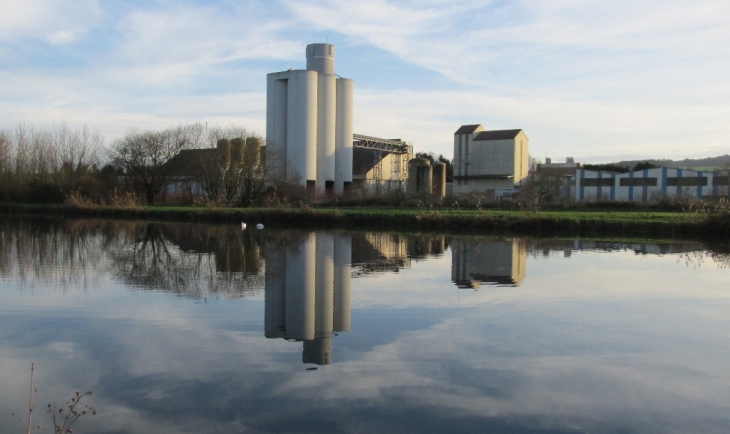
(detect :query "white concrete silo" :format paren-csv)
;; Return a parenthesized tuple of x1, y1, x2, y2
(265, 74, 288, 173)
(285, 70, 318, 186)
(335, 78, 354, 194)
(265, 43, 353, 195)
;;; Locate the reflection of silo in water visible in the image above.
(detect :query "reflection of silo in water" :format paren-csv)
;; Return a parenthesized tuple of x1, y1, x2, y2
(285, 233, 316, 340)
(265, 232, 352, 365)
(333, 234, 351, 332)
(264, 243, 287, 339)
(451, 238, 526, 288)
(304, 233, 334, 364)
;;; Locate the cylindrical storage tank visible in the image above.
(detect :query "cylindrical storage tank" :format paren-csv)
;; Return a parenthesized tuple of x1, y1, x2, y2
(408, 158, 432, 196)
(306, 43, 335, 75)
(286, 70, 318, 186)
(317, 74, 336, 194)
(217, 139, 231, 168)
(433, 162, 446, 198)
(230, 138, 245, 167)
(285, 232, 316, 341)
(333, 234, 351, 332)
(266, 73, 288, 177)
(245, 136, 261, 167)
(335, 78, 354, 194)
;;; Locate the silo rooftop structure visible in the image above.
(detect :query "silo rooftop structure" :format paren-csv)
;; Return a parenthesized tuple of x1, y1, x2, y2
(266, 44, 354, 195)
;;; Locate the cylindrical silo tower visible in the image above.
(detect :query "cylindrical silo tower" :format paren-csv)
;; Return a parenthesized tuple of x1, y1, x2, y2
(317, 73, 336, 193)
(286, 70, 318, 186)
(266, 73, 289, 174)
(306, 43, 335, 75)
(335, 78, 354, 194)
(408, 158, 433, 196)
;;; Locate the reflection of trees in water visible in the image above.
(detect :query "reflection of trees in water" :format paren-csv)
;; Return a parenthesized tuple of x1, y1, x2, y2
(0, 218, 106, 290)
(108, 222, 265, 299)
(679, 250, 730, 269)
(0, 218, 268, 298)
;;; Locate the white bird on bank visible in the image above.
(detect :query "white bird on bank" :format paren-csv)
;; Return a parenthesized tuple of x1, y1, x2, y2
(256, 223, 264, 230)
(241, 222, 247, 230)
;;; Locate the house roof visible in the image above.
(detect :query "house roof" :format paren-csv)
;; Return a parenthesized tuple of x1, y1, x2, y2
(473, 129, 523, 141)
(165, 148, 219, 177)
(454, 124, 483, 135)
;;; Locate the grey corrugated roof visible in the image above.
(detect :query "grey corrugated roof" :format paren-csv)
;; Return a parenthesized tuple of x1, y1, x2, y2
(473, 129, 523, 141)
(454, 124, 483, 135)
(165, 148, 219, 177)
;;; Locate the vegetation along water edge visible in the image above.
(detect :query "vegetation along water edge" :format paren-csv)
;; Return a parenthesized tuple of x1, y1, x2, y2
(2, 202, 729, 241)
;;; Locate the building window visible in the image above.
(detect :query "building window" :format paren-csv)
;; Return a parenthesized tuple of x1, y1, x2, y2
(620, 178, 658, 187)
(666, 177, 707, 187)
(712, 176, 729, 186)
(581, 178, 614, 187)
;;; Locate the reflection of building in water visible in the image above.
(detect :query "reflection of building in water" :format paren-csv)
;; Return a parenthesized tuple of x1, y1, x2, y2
(351, 233, 410, 275)
(526, 239, 707, 257)
(350, 233, 447, 276)
(161, 224, 262, 274)
(265, 232, 351, 365)
(451, 238, 526, 288)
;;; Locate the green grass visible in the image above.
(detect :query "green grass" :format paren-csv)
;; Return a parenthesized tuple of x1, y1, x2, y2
(1, 202, 727, 240)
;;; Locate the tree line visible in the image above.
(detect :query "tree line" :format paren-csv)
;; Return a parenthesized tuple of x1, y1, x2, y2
(0, 122, 298, 206)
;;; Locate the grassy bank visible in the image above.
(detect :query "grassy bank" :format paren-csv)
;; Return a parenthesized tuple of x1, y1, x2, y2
(2, 202, 729, 240)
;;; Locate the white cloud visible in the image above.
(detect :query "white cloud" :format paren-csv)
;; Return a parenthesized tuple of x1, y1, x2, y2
(0, 0, 101, 44)
(110, 3, 301, 86)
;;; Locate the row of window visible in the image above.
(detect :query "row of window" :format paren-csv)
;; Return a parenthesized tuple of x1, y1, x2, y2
(580, 176, 730, 187)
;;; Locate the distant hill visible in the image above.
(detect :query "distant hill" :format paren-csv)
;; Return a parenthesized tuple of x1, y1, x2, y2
(610, 155, 730, 171)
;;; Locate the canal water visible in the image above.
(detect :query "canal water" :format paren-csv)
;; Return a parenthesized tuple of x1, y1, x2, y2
(0, 218, 729, 433)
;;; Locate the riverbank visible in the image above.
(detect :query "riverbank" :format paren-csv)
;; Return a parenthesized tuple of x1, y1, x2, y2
(2, 202, 729, 240)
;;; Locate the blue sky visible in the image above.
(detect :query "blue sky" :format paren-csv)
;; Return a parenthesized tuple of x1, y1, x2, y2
(1, 0, 729, 162)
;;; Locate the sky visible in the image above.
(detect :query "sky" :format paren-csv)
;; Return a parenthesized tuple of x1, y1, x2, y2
(1, 0, 729, 163)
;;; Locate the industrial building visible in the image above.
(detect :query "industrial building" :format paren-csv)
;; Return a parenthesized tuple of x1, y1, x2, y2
(453, 125, 529, 196)
(266, 43, 414, 195)
(266, 44, 354, 195)
(352, 134, 412, 193)
(573, 167, 730, 202)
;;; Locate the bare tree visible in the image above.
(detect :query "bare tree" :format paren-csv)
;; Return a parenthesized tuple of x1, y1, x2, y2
(111, 123, 205, 204)
(55, 124, 104, 193)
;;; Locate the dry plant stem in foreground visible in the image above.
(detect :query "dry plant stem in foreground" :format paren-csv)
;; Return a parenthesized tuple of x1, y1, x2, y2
(48, 391, 96, 434)
(11, 364, 96, 434)
(10, 363, 41, 434)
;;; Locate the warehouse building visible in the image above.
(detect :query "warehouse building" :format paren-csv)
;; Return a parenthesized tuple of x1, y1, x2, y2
(574, 167, 730, 202)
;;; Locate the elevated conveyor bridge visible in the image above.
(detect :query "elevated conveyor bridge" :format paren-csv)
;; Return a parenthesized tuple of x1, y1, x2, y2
(353, 134, 412, 155)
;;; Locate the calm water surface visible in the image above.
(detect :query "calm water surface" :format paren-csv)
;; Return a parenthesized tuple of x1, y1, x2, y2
(1, 218, 729, 433)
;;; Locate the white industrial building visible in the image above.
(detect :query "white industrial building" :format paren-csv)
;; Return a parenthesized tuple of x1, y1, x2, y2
(573, 167, 730, 202)
(453, 125, 529, 195)
(266, 43, 354, 195)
